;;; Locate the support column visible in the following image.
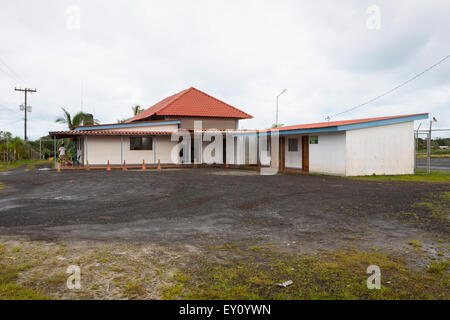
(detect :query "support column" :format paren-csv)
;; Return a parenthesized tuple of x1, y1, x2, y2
(121, 136, 124, 164)
(153, 136, 157, 165)
(85, 136, 88, 164)
(53, 136, 56, 169)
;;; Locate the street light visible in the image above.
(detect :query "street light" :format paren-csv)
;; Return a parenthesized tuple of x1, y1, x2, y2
(276, 89, 287, 127)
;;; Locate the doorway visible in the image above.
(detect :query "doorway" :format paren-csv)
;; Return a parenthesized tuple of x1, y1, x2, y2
(302, 136, 309, 172)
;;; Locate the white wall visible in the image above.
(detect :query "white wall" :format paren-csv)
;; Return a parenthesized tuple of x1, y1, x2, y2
(122, 136, 155, 165)
(85, 135, 180, 165)
(85, 136, 122, 165)
(309, 132, 346, 175)
(285, 135, 302, 169)
(345, 121, 414, 176)
(155, 135, 181, 164)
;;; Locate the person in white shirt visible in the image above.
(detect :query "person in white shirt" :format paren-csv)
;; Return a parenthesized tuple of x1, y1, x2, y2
(58, 144, 66, 163)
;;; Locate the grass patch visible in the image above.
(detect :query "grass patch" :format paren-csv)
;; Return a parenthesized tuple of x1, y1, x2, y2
(163, 247, 449, 300)
(123, 281, 146, 297)
(0, 263, 49, 300)
(427, 261, 449, 275)
(349, 170, 450, 183)
(411, 191, 450, 221)
(0, 159, 51, 172)
(0, 182, 4, 192)
(407, 240, 422, 248)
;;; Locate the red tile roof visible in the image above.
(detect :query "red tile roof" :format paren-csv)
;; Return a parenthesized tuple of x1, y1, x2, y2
(272, 113, 428, 132)
(126, 87, 253, 122)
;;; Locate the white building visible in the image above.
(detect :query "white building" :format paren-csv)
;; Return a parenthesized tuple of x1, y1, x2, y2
(49, 87, 428, 176)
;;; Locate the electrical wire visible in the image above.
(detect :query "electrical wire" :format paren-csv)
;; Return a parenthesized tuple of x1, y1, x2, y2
(327, 53, 450, 120)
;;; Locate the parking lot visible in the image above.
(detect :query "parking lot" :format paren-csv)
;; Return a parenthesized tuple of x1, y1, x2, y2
(0, 164, 448, 253)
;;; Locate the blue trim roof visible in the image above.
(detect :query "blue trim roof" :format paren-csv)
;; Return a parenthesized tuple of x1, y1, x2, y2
(236, 113, 428, 136)
(73, 120, 181, 131)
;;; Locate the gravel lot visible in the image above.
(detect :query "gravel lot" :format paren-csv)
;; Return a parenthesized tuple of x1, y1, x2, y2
(0, 164, 448, 255)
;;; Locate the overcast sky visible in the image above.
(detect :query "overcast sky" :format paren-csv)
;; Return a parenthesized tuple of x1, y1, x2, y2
(0, 0, 449, 139)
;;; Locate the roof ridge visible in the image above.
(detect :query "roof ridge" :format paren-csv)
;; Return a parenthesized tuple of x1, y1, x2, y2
(188, 87, 253, 119)
(155, 87, 193, 114)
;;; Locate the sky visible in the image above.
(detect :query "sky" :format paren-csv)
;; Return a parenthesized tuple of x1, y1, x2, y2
(0, 0, 449, 140)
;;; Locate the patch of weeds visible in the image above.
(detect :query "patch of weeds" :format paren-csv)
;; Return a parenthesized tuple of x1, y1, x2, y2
(349, 170, 450, 183)
(0, 282, 48, 300)
(162, 247, 449, 300)
(426, 261, 449, 275)
(45, 273, 67, 285)
(123, 281, 146, 297)
(0, 182, 4, 191)
(0, 263, 49, 300)
(412, 191, 450, 222)
(408, 240, 422, 248)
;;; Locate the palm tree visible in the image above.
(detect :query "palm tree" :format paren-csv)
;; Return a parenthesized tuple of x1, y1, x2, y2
(132, 105, 143, 116)
(55, 107, 98, 130)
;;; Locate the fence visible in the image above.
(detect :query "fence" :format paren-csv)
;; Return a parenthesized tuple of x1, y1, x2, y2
(415, 127, 450, 174)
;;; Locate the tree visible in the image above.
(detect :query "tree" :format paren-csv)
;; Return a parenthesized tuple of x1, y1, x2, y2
(271, 123, 284, 128)
(55, 107, 98, 130)
(132, 105, 144, 116)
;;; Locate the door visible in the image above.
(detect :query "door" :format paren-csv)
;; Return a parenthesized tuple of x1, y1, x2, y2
(302, 136, 309, 172)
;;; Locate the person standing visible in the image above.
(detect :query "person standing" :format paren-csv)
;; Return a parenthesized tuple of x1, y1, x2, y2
(58, 143, 66, 163)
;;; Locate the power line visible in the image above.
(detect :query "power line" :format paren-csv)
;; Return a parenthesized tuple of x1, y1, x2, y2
(0, 56, 25, 84)
(327, 53, 450, 120)
(0, 101, 17, 113)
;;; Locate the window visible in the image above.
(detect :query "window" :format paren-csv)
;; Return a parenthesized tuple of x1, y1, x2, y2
(309, 136, 318, 144)
(288, 138, 298, 152)
(130, 137, 153, 150)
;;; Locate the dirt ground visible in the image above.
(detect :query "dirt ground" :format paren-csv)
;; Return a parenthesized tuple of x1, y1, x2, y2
(0, 164, 448, 299)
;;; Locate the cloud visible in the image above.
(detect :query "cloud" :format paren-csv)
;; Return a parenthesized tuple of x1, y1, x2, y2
(0, 0, 449, 139)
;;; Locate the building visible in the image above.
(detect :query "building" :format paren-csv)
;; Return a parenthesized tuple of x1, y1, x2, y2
(49, 87, 428, 176)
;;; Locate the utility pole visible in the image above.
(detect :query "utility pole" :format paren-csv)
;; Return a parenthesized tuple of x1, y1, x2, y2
(14, 87, 37, 141)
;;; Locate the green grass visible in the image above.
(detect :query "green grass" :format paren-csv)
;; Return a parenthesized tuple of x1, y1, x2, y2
(411, 191, 450, 221)
(163, 247, 449, 300)
(0, 159, 51, 172)
(349, 170, 450, 183)
(0, 263, 49, 300)
(427, 261, 449, 275)
(0, 182, 4, 192)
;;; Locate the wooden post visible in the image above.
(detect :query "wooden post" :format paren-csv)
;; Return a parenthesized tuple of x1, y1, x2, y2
(86, 160, 90, 171)
(123, 160, 127, 171)
(157, 159, 161, 170)
(106, 160, 111, 171)
(56, 162, 61, 173)
(142, 159, 146, 170)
